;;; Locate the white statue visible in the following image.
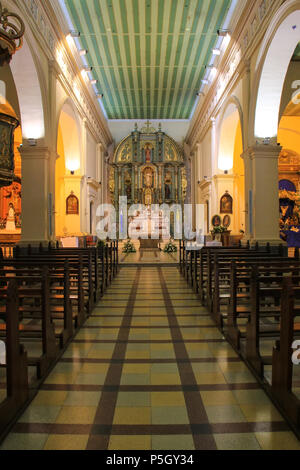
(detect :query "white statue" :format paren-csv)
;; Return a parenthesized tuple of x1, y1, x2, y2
(6, 203, 16, 231)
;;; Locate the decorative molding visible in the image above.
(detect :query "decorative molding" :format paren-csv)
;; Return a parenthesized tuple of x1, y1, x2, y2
(17, 0, 112, 147)
(187, 0, 283, 147)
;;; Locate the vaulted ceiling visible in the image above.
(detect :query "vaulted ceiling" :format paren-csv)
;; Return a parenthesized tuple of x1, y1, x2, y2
(64, 0, 232, 120)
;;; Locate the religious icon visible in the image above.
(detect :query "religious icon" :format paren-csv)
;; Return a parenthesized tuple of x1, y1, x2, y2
(165, 172, 172, 200)
(6, 203, 16, 231)
(143, 167, 153, 188)
(144, 143, 152, 163)
(124, 171, 132, 200)
(220, 192, 233, 214)
(223, 215, 231, 229)
(119, 142, 131, 162)
(212, 215, 221, 227)
(66, 192, 79, 215)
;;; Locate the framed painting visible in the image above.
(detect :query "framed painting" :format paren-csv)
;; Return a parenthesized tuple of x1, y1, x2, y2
(220, 192, 233, 214)
(223, 215, 231, 228)
(211, 215, 221, 227)
(66, 192, 79, 215)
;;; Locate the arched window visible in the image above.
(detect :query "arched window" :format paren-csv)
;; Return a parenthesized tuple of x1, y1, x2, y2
(66, 192, 79, 215)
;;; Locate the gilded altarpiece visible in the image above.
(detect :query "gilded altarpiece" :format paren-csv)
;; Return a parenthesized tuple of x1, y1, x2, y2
(110, 124, 187, 213)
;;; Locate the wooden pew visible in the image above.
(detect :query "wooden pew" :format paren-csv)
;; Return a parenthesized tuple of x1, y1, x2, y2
(271, 278, 300, 429)
(0, 280, 29, 438)
(0, 267, 61, 380)
(244, 265, 300, 377)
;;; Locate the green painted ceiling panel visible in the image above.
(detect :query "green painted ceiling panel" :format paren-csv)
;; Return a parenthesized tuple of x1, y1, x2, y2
(65, 0, 232, 119)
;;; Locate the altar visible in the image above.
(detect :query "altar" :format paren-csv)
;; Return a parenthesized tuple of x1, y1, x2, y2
(139, 239, 159, 250)
(110, 122, 188, 238)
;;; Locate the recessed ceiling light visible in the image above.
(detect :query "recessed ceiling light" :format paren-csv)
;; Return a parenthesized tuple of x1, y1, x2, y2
(217, 29, 230, 37)
(70, 30, 80, 38)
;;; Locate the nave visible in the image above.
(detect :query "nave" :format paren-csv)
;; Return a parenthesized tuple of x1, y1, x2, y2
(1, 267, 300, 451)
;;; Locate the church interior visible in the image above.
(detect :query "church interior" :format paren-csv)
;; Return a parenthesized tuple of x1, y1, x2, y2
(1, 0, 300, 451)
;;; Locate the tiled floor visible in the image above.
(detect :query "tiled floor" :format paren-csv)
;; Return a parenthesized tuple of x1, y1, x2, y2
(1, 267, 300, 450)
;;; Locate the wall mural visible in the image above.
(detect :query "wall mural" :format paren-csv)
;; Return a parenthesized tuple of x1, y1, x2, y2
(111, 122, 187, 209)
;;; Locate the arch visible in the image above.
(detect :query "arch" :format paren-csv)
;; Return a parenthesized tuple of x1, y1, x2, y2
(56, 99, 81, 172)
(216, 97, 245, 235)
(250, 1, 300, 142)
(218, 97, 244, 171)
(3, 0, 47, 140)
(56, 100, 82, 237)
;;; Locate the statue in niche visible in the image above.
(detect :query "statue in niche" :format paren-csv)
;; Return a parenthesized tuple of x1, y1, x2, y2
(143, 143, 153, 163)
(165, 172, 172, 200)
(6, 203, 16, 231)
(124, 171, 132, 200)
(143, 167, 153, 188)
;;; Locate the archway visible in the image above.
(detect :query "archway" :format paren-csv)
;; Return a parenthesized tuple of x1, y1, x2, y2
(252, 4, 300, 142)
(56, 101, 82, 238)
(217, 100, 244, 236)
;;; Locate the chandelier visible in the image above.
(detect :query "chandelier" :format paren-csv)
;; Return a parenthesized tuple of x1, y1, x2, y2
(0, 2, 25, 66)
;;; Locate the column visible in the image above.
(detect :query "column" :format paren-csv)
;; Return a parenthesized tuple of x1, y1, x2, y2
(248, 144, 282, 245)
(19, 145, 51, 245)
(80, 119, 88, 234)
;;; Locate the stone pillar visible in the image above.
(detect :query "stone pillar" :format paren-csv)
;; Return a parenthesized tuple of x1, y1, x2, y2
(241, 149, 252, 241)
(80, 119, 88, 234)
(19, 145, 51, 245)
(175, 165, 179, 203)
(248, 144, 282, 245)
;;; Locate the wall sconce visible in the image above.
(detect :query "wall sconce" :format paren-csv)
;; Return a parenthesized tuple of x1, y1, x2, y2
(28, 138, 37, 146)
(66, 160, 80, 175)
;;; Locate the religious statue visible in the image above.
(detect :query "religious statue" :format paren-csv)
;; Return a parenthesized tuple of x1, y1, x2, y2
(124, 171, 132, 200)
(143, 167, 153, 188)
(165, 172, 172, 200)
(145, 143, 152, 163)
(6, 203, 15, 231)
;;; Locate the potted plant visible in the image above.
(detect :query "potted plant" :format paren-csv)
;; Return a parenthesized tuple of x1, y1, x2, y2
(164, 239, 177, 253)
(122, 239, 136, 253)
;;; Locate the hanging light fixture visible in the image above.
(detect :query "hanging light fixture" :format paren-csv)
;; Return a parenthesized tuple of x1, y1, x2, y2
(0, 2, 25, 66)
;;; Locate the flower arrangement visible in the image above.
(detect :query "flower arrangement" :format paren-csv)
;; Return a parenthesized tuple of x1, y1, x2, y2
(122, 239, 136, 253)
(211, 226, 227, 234)
(164, 239, 177, 253)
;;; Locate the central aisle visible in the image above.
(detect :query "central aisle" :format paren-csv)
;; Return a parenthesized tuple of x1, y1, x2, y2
(1, 267, 300, 450)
